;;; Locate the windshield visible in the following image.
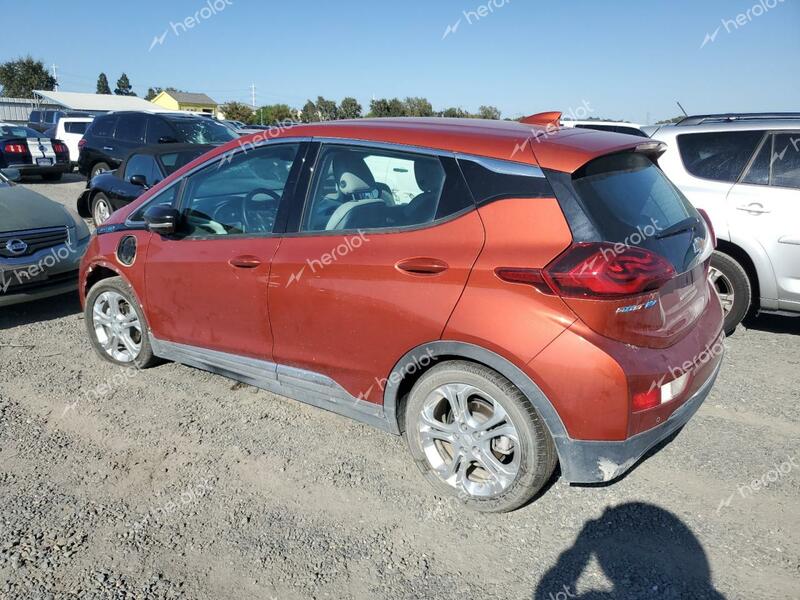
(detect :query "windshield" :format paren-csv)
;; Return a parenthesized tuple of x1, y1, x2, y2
(167, 119, 237, 143)
(0, 125, 44, 139)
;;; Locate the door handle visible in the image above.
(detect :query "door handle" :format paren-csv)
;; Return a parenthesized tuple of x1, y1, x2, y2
(229, 255, 262, 269)
(395, 257, 449, 275)
(103, 146, 114, 151)
(778, 235, 800, 246)
(736, 203, 771, 214)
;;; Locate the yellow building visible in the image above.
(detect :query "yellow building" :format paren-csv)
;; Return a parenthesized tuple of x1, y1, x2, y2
(150, 91, 220, 118)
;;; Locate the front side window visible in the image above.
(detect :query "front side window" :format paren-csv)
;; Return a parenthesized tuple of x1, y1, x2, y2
(167, 118, 237, 143)
(770, 133, 800, 189)
(677, 131, 764, 183)
(129, 184, 179, 222)
(146, 116, 177, 144)
(158, 148, 209, 176)
(180, 143, 300, 237)
(124, 154, 157, 185)
(302, 145, 463, 233)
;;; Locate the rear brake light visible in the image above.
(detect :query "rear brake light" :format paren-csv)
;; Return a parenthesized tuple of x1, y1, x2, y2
(495, 268, 554, 295)
(543, 243, 676, 298)
(4, 143, 26, 153)
(697, 209, 716, 248)
(53, 142, 68, 154)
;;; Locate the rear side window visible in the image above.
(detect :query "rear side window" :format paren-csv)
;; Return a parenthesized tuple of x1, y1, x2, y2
(64, 121, 89, 135)
(677, 131, 764, 182)
(301, 145, 471, 233)
(91, 116, 117, 138)
(115, 114, 146, 143)
(771, 133, 800, 189)
(458, 156, 552, 204)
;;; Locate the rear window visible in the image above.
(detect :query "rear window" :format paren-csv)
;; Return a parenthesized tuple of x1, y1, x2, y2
(0, 125, 42, 138)
(575, 124, 648, 138)
(166, 118, 237, 143)
(64, 121, 89, 134)
(569, 152, 705, 272)
(677, 131, 764, 182)
(158, 148, 209, 175)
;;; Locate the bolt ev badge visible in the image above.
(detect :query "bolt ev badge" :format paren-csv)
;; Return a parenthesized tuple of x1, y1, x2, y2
(5, 239, 28, 255)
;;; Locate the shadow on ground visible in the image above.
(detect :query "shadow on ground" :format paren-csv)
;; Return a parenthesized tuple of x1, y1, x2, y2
(742, 312, 800, 336)
(0, 293, 81, 330)
(533, 502, 725, 600)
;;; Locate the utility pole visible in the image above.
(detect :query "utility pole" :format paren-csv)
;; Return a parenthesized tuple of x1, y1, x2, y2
(51, 64, 59, 91)
(251, 83, 257, 123)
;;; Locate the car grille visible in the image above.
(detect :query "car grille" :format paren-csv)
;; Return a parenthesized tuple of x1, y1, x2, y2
(1, 269, 78, 294)
(0, 227, 69, 258)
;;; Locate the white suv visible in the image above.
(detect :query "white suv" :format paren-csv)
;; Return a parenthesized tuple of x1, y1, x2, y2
(55, 117, 93, 165)
(652, 114, 800, 334)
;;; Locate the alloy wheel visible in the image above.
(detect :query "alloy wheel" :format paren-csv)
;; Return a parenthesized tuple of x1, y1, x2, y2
(93, 197, 111, 225)
(417, 383, 520, 498)
(709, 266, 734, 314)
(92, 291, 142, 363)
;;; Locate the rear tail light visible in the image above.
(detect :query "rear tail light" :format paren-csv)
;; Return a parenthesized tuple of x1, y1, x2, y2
(4, 143, 26, 154)
(543, 243, 676, 298)
(53, 142, 68, 154)
(78, 138, 87, 149)
(496, 243, 676, 299)
(697, 209, 716, 248)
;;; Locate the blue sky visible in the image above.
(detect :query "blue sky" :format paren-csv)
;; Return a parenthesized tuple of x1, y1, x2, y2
(3, 0, 798, 123)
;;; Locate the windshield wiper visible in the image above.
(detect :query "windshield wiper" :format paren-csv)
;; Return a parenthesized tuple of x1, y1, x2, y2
(656, 217, 699, 239)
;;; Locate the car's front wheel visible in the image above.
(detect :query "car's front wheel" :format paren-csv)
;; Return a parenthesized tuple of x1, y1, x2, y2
(85, 276, 159, 369)
(91, 193, 113, 226)
(404, 361, 557, 513)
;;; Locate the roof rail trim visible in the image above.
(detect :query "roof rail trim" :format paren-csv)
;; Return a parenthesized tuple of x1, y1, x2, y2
(677, 112, 800, 126)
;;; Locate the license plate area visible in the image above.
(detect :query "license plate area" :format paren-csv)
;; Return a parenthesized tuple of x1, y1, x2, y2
(36, 157, 53, 166)
(0, 267, 48, 292)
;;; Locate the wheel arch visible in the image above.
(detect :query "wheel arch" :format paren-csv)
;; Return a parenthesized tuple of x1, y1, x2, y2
(383, 341, 570, 447)
(715, 239, 767, 309)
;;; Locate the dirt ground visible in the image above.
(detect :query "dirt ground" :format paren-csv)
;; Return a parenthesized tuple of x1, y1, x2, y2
(0, 175, 797, 599)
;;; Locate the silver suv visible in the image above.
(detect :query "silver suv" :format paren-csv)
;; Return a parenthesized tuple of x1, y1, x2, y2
(652, 114, 800, 334)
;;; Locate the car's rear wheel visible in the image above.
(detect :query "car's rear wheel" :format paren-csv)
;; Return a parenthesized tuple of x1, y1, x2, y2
(709, 251, 751, 336)
(404, 361, 557, 513)
(92, 193, 113, 226)
(85, 276, 159, 369)
(90, 162, 110, 179)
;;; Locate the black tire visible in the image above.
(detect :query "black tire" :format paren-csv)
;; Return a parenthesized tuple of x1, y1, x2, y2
(84, 276, 160, 369)
(404, 360, 557, 513)
(91, 192, 113, 226)
(90, 162, 110, 179)
(42, 172, 62, 181)
(710, 251, 752, 337)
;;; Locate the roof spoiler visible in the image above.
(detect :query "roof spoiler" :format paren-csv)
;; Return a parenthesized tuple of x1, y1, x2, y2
(520, 111, 562, 127)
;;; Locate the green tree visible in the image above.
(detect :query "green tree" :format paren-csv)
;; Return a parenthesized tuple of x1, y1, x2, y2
(145, 87, 161, 101)
(96, 73, 112, 95)
(368, 97, 407, 117)
(655, 115, 684, 124)
(316, 96, 338, 121)
(300, 100, 320, 123)
(114, 73, 136, 96)
(255, 103, 296, 125)
(338, 97, 362, 120)
(220, 101, 255, 123)
(478, 105, 501, 120)
(404, 97, 433, 117)
(0, 56, 56, 98)
(440, 107, 469, 118)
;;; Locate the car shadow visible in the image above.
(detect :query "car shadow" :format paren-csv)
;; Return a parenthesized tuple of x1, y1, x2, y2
(741, 312, 800, 336)
(533, 502, 726, 600)
(0, 293, 81, 330)
(19, 172, 84, 185)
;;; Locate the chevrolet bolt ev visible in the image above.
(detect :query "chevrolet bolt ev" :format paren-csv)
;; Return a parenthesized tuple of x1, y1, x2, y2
(79, 115, 724, 512)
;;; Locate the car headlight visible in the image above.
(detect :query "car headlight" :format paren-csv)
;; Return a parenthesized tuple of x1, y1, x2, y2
(60, 206, 91, 242)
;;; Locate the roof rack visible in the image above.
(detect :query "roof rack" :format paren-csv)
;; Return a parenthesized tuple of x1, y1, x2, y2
(676, 112, 800, 126)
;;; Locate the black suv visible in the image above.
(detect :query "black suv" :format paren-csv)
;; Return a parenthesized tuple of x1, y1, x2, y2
(77, 112, 237, 179)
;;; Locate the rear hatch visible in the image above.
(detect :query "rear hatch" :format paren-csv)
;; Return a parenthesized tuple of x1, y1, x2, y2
(541, 150, 715, 349)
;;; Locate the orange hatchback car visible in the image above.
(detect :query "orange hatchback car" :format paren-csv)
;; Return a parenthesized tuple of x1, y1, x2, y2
(79, 114, 724, 512)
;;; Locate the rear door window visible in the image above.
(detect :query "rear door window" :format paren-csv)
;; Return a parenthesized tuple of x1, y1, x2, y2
(677, 131, 764, 182)
(770, 133, 800, 189)
(91, 116, 117, 138)
(115, 114, 146, 144)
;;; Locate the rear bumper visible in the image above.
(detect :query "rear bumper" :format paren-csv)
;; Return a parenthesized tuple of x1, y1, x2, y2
(557, 352, 723, 483)
(13, 163, 70, 175)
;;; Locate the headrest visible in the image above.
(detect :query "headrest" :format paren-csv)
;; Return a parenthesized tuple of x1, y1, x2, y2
(333, 152, 375, 194)
(414, 158, 442, 192)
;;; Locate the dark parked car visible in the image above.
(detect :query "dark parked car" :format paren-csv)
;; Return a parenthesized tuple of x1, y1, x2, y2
(77, 144, 214, 225)
(28, 109, 97, 134)
(0, 168, 90, 306)
(77, 112, 237, 180)
(0, 123, 70, 181)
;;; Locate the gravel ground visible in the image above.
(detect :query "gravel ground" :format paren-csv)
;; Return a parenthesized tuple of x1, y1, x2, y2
(0, 177, 797, 599)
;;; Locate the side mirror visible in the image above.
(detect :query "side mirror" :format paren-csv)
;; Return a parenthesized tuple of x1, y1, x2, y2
(0, 168, 21, 182)
(129, 174, 149, 188)
(143, 205, 180, 235)
(158, 136, 179, 144)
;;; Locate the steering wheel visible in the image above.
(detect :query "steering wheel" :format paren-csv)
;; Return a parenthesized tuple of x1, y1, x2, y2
(243, 188, 281, 233)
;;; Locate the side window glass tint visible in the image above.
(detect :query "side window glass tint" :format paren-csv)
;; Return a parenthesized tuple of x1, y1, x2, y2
(770, 133, 800, 189)
(181, 143, 300, 237)
(677, 131, 764, 183)
(301, 146, 456, 233)
(92, 116, 116, 138)
(124, 154, 157, 184)
(115, 115, 146, 143)
(129, 185, 179, 222)
(146, 117, 176, 144)
(741, 136, 772, 186)
(459, 156, 552, 204)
